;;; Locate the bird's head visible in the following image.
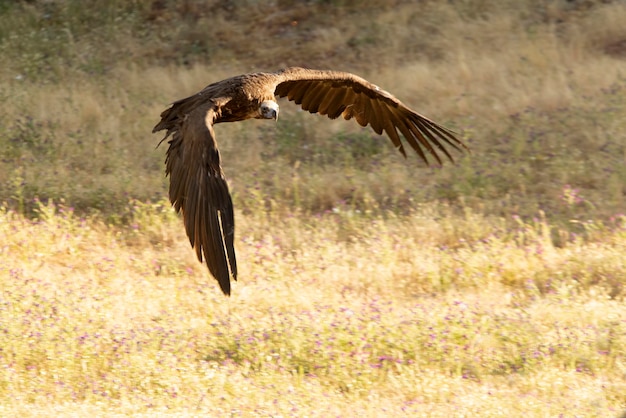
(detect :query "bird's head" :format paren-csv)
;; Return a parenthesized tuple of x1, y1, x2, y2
(259, 100, 279, 121)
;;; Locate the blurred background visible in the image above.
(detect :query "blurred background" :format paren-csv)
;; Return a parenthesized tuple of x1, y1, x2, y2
(1, 0, 624, 230)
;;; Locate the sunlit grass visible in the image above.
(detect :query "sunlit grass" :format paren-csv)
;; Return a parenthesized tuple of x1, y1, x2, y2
(0, 200, 625, 416)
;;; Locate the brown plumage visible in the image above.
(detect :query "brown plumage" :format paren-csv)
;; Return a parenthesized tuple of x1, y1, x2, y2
(153, 67, 468, 295)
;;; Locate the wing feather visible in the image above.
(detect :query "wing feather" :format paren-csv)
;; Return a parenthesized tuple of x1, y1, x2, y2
(352, 94, 369, 127)
(273, 67, 468, 164)
(289, 81, 312, 104)
(366, 98, 384, 135)
(362, 98, 375, 128)
(379, 107, 406, 157)
(325, 89, 350, 119)
(340, 89, 358, 123)
(318, 87, 344, 116)
(408, 115, 453, 163)
(379, 108, 427, 163)
(417, 116, 465, 153)
(154, 103, 237, 295)
(341, 89, 357, 116)
(300, 83, 330, 113)
(392, 108, 441, 163)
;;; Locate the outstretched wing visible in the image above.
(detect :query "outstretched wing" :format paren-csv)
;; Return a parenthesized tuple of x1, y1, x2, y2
(273, 67, 467, 164)
(153, 101, 237, 295)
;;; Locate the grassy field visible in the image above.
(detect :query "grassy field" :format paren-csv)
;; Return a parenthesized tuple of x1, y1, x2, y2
(1, 0, 626, 416)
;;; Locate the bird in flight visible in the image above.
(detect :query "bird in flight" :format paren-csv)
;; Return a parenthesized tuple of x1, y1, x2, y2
(153, 67, 467, 295)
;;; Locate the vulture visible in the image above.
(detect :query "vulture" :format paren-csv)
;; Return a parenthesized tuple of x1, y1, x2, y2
(153, 67, 468, 295)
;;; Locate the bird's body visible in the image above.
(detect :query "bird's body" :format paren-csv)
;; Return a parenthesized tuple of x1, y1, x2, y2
(153, 67, 468, 295)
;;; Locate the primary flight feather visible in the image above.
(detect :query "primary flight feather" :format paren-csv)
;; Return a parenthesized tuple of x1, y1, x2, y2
(153, 67, 468, 295)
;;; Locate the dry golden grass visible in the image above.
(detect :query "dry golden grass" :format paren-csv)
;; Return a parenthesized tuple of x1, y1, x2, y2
(1, 0, 626, 415)
(1, 200, 625, 416)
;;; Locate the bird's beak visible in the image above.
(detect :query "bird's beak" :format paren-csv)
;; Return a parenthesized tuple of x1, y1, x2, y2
(266, 107, 278, 121)
(260, 100, 279, 121)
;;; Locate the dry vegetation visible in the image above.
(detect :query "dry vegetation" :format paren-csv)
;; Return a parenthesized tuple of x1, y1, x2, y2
(1, 0, 626, 416)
